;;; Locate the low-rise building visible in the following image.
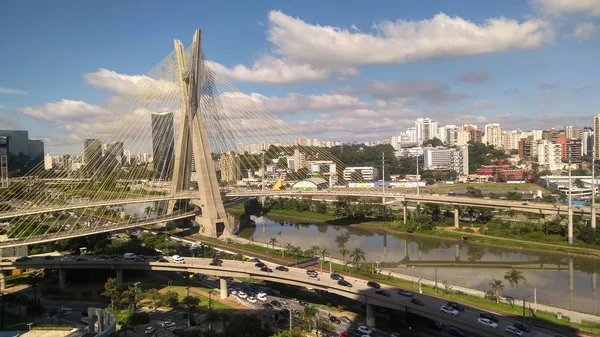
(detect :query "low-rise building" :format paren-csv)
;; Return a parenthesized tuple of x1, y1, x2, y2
(343, 166, 376, 181)
(422, 146, 469, 176)
(474, 160, 526, 181)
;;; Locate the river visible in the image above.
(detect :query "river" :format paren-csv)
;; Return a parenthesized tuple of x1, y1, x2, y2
(237, 215, 600, 315)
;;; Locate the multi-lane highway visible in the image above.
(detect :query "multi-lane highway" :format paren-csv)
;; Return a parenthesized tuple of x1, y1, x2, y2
(0, 255, 558, 337)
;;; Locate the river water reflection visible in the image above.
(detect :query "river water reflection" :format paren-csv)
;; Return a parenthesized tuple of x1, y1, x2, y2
(237, 216, 600, 315)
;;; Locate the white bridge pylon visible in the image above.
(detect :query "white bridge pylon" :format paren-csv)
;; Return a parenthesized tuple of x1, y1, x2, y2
(169, 29, 230, 237)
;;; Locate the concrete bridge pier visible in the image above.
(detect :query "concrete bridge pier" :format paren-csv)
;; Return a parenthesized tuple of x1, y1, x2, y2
(0, 271, 5, 291)
(404, 241, 409, 260)
(116, 268, 123, 288)
(220, 278, 228, 299)
(59, 269, 66, 290)
(453, 205, 460, 228)
(454, 244, 460, 262)
(402, 202, 407, 224)
(366, 303, 376, 327)
(569, 258, 574, 309)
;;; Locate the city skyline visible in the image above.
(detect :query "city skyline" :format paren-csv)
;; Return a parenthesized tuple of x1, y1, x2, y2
(1, 1, 599, 152)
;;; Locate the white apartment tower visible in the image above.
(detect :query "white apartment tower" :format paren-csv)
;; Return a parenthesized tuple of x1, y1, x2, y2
(484, 123, 503, 148)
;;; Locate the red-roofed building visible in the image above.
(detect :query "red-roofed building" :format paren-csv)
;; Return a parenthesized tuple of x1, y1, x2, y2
(474, 159, 526, 181)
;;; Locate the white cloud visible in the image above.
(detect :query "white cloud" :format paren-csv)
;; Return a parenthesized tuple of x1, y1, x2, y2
(573, 22, 597, 38)
(531, 0, 600, 16)
(83, 68, 178, 98)
(219, 92, 367, 115)
(473, 100, 494, 108)
(0, 87, 27, 95)
(267, 11, 554, 68)
(206, 58, 331, 84)
(367, 79, 468, 104)
(16, 99, 105, 122)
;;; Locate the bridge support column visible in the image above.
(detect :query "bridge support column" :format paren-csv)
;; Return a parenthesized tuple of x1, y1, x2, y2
(365, 303, 376, 327)
(593, 272, 597, 292)
(569, 258, 574, 293)
(220, 278, 228, 299)
(568, 208, 573, 244)
(116, 268, 123, 289)
(404, 241, 409, 260)
(402, 202, 407, 224)
(454, 244, 460, 262)
(59, 269, 66, 290)
(453, 205, 460, 228)
(0, 272, 5, 291)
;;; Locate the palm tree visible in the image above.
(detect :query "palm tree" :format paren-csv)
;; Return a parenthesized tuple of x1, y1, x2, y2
(269, 237, 278, 249)
(310, 245, 321, 257)
(349, 248, 366, 270)
(339, 247, 349, 270)
(489, 279, 505, 304)
(320, 248, 328, 273)
(303, 304, 319, 334)
(504, 268, 526, 288)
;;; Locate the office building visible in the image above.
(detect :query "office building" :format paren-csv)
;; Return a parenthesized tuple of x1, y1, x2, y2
(151, 111, 175, 180)
(84, 139, 102, 171)
(343, 166, 376, 181)
(0, 130, 44, 176)
(423, 146, 469, 176)
(0, 137, 8, 188)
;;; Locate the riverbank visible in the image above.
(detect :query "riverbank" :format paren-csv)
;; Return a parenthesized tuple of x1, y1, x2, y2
(229, 206, 600, 259)
(187, 233, 600, 334)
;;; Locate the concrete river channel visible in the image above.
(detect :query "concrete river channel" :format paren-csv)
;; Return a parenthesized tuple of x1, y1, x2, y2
(237, 215, 600, 315)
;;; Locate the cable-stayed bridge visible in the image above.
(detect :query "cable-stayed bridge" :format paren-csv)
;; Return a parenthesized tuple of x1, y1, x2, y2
(0, 29, 589, 250)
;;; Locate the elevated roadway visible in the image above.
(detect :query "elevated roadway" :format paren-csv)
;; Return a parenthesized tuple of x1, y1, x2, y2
(0, 256, 555, 337)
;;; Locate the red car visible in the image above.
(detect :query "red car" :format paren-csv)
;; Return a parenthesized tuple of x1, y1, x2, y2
(339, 332, 350, 337)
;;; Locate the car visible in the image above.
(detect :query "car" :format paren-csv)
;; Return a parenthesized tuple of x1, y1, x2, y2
(229, 289, 238, 295)
(44, 256, 55, 260)
(410, 298, 425, 306)
(339, 316, 352, 324)
(0, 259, 9, 262)
(505, 325, 524, 336)
(367, 281, 380, 289)
(145, 326, 156, 334)
(440, 305, 459, 316)
(448, 326, 465, 337)
(513, 323, 531, 332)
(212, 258, 223, 264)
(275, 266, 289, 272)
(330, 273, 343, 280)
(257, 293, 268, 302)
(160, 321, 176, 328)
(308, 274, 320, 281)
(477, 317, 498, 328)
(134, 257, 145, 262)
(237, 291, 247, 299)
(60, 256, 74, 262)
(398, 289, 413, 297)
(479, 312, 499, 323)
(157, 257, 168, 263)
(260, 266, 273, 272)
(209, 261, 222, 266)
(339, 333, 350, 337)
(76, 257, 87, 261)
(249, 258, 261, 263)
(247, 296, 257, 304)
(278, 298, 288, 305)
(255, 262, 266, 268)
(446, 301, 465, 311)
(81, 317, 89, 324)
(298, 300, 307, 306)
(262, 303, 273, 309)
(356, 326, 371, 335)
(374, 290, 391, 297)
(338, 279, 352, 287)
(270, 300, 281, 308)
(329, 316, 341, 324)
(306, 269, 317, 275)
(391, 334, 401, 337)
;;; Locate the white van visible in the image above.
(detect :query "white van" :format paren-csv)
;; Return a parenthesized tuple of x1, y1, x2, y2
(123, 253, 136, 260)
(172, 255, 185, 264)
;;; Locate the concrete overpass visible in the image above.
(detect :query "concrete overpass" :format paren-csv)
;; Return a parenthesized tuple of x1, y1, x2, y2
(0, 256, 555, 337)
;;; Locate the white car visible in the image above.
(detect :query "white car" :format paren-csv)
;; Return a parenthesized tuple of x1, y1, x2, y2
(237, 291, 247, 299)
(477, 317, 498, 328)
(145, 326, 156, 334)
(247, 296, 257, 304)
(278, 298, 288, 305)
(505, 325, 524, 336)
(357, 325, 371, 335)
(257, 293, 268, 302)
(161, 321, 176, 328)
(81, 317, 89, 324)
(440, 305, 459, 316)
(308, 274, 320, 281)
(229, 289, 237, 296)
(61, 256, 75, 262)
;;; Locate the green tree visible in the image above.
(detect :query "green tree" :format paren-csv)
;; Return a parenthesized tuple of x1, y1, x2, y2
(163, 291, 179, 308)
(143, 288, 163, 311)
(504, 268, 526, 288)
(101, 278, 120, 310)
(488, 279, 505, 303)
(310, 245, 321, 257)
(349, 248, 366, 270)
(271, 331, 296, 337)
(303, 304, 319, 334)
(339, 247, 349, 270)
(423, 137, 443, 147)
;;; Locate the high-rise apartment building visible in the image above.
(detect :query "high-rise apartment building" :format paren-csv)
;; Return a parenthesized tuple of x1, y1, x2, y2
(484, 123, 503, 148)
(565, 125, 581, 139)
(443, 125, 458, 146)
(502, 130, 520, 150)
(423, 146, 469, 176)
(457, 124, 476, 145)
(293, 148, 306, 172)
(151, 111, 175, 180)
(0, 137, 8, 188)
(406, 127, 417, 143)
(219, 152, 241, 184)
(537, 140, 563, 171)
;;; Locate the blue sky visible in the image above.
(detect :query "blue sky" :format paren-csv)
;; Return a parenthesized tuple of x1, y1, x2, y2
(1, 0, 599, 151)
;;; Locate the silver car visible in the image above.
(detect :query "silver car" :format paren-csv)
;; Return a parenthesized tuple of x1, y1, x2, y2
(504, 325, 524, 336)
